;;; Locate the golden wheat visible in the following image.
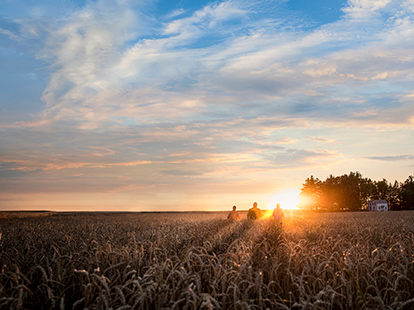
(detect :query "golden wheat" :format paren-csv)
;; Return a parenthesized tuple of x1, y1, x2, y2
(0, 211, 413, 309)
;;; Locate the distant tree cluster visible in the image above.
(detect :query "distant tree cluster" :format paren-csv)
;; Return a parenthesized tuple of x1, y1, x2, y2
(298, 172, 414, 211)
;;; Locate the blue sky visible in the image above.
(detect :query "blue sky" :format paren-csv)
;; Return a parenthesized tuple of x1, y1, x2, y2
(1, 0, 413, 211)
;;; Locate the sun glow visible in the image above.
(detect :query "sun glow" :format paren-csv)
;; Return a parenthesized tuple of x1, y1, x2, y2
(266, 188, 301, 210)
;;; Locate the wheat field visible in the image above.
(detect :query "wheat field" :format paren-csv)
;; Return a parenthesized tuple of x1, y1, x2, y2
(1, 211, 413, 309)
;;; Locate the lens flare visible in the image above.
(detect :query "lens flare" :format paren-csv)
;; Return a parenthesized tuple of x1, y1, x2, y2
(267, 188, 300, 210)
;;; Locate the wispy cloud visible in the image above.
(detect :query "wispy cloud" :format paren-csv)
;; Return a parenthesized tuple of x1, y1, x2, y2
(366, 155, 414, 161)
(306, 137, 336, 143)
(0, 28, 23, 42)
(1, 0, 414, 210)
(19, 0, 409, 131)
(342, 0, 393, 19)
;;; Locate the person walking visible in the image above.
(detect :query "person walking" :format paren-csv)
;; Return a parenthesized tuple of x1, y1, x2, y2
(272, 203, 284, 224)
(247, 202, 261, 220)
(227, 205, 241, 220)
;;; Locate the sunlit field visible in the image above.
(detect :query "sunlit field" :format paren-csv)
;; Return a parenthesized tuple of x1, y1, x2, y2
(1, 211, 414, 309)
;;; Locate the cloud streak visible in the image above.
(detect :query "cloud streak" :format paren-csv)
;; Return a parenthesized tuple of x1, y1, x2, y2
(366, 155, 414, 161)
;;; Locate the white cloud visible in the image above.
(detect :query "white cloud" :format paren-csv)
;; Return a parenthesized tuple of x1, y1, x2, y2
(163, 9, 186, 20)
(163, 0, 248, 35)
(0, 28, 23, 42)
(343, 0, 392, 19)
(303, 65, 337, 78)
(12, 0, 411, 132)
(41, 0, 138, 112)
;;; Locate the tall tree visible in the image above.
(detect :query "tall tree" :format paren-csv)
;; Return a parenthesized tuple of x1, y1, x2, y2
(298, 175, 323, 210)
(299, 172, 382, 211)
(388, 180, 401, 210)
(374, 179, 390, 200)
(337, 172, 368, 211)
(401, 175, 414, 210)
(322, 174, 342, 211)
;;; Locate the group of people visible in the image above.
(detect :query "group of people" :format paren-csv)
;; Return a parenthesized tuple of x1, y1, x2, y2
(227, 202, 284, 223)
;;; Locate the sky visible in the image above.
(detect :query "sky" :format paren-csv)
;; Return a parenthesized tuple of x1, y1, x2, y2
(1, 0, 414, 212)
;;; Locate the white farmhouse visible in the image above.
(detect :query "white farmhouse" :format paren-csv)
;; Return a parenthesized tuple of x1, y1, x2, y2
(367, 200, 388, 211)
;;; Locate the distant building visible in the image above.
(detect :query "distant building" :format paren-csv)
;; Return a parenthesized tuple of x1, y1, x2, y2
(368, 200, 388, 211)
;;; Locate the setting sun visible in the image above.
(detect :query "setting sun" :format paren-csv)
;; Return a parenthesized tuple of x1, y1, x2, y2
(267, 188, 301, 210)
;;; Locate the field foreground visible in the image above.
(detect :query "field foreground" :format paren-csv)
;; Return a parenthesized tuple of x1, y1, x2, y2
(1, 211, 414, 309)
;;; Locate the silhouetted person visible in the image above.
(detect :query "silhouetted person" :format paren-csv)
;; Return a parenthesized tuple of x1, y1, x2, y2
(247, 202, 261, 220)
(227, 205, 240, 220)
(273, 203, 284, 224)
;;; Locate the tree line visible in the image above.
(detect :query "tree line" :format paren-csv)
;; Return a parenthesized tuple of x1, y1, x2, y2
(298, 172, 414, 211)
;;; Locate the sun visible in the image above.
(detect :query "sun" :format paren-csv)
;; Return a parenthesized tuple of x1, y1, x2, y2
(266, 188, 300, 210)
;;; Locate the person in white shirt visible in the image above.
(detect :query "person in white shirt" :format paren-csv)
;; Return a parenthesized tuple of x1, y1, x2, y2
(227, 205, 241, 220)
(272, 203, 284, 224)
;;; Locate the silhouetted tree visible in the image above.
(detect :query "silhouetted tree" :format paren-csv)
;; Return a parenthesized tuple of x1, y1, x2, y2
(321, 175, 341, 211)
(388, 180, 402, 210)
(298, 172, 413, 211)
(342, 172, 368, 211)
(360, 177, 376, 209)
(374, 179, 389, 200)
(298, 175, 323, 210)
(299, 172, 369, 211)
(401, 175, 414, 210)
